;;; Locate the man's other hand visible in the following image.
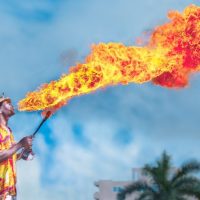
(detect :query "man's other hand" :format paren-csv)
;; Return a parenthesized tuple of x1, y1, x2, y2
(18, 136, 33, 149)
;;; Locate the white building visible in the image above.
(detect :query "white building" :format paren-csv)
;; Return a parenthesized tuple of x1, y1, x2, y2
(94, 168, 144, 200)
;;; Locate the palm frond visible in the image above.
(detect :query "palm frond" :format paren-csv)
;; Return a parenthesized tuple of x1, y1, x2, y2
(173, 176, 200, 189)
(143, 152, 171, 192)
(171, 160, 200, 184)
(136, 191, 154, 200)
(117, 181, 156, 200)
(176, 197, 188, 200)
(177, 184, 200, 199)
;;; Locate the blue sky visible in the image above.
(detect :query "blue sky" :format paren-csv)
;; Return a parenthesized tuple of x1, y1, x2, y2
(0, 0, 199, 199)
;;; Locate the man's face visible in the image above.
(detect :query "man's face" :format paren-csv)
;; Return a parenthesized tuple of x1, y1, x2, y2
(0, 100, 15, 117)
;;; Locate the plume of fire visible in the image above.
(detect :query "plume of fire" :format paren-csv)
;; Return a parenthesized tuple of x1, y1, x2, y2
(18, 5, 200, 115)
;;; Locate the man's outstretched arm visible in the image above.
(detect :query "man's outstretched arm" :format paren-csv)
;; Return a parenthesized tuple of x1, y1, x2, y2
(0, 136, 32, 163)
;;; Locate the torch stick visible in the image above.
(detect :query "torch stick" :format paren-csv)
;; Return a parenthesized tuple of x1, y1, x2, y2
(21, 111, 52, 160)
(32, 111, 51, 137)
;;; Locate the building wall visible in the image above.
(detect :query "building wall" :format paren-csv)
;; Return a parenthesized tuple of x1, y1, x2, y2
(94, 168, 143, 200)
(94, 180, 137, 200)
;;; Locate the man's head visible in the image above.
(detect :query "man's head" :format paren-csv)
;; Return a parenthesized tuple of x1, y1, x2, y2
(0, 97, 15, 118)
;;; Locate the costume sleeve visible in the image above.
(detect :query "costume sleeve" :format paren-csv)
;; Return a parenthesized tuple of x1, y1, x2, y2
(0, 130, 11, 151)
(0, 132, 3, 151)
(8, 127, 16, 144)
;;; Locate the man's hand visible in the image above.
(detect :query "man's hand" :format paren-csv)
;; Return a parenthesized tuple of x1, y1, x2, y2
(0, 136, 33, 163)
(17, 150, 24, 160)
(18, 136, 33, 149)
(17, 148, 35, 160)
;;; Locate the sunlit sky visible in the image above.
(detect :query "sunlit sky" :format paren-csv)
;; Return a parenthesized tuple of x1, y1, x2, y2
(0, 0, 199, 199)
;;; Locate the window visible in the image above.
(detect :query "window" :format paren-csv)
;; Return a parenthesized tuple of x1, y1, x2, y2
(112, 186, 124, 193)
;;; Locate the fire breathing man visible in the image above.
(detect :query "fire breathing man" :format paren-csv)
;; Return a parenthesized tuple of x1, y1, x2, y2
(0, 96, 33, 200)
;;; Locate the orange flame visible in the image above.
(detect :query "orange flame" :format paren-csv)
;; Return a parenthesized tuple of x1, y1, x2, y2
(18, 5, 200, 114)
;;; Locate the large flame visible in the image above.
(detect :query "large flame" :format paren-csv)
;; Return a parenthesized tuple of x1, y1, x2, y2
(18, 5, 200, 114)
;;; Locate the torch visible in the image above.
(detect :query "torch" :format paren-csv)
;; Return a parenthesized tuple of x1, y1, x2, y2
(32, 111, 52, 137)
(22, 111, 52, 160)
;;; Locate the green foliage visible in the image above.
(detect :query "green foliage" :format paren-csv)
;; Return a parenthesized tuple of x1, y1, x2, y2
(117, 151, 200, 200)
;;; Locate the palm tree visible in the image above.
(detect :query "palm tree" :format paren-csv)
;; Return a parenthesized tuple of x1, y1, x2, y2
(117, 151, 200, 200)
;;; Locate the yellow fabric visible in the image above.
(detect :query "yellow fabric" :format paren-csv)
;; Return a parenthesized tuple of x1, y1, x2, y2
(0, 126, 17, 199)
